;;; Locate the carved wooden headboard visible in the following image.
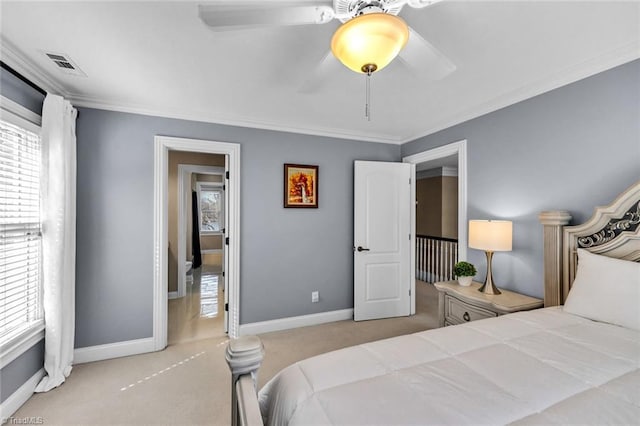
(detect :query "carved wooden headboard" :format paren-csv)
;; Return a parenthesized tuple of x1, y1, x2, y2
(539, 180, 640, 307)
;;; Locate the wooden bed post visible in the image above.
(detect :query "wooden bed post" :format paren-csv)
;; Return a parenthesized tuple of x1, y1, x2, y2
(226, 335, 265, 426)
(539, 211, 571, 307)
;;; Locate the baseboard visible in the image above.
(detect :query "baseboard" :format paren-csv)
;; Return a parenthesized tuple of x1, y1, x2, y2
(239, 309, 354, 336)
(0, 368, 44, 421)
(168, 291, 179, 300)
(73, 337, 155, 364)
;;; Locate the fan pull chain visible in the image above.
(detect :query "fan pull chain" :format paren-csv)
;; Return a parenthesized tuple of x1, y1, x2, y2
(365, 69, 372, 121)
(361, 64, 376, 121)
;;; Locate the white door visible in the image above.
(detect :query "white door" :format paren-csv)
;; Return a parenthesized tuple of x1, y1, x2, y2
(354, 161, 412, 321)
(223, 156, 229, 333)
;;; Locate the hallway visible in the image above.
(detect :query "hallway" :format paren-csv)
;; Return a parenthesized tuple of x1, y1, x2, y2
(168, 265, 225, 345)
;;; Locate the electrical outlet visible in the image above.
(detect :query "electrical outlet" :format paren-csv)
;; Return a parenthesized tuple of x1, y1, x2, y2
(311, 291, 319, 303)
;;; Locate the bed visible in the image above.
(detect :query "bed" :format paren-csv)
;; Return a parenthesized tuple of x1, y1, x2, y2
(226, 181, 640, 426)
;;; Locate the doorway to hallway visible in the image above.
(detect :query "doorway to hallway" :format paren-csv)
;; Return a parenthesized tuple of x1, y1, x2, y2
(153, 136, 241, 352)
(169, 160, 227, 345)
(403, 140, 468, 316)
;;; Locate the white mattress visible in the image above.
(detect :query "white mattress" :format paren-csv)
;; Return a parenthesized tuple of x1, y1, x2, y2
(258, 307, 640, 425)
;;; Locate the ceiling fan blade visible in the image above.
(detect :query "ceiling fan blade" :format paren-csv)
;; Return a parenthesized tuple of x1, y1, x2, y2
(298, 51, 342, 93)
(198, 2, 336, 31)
(398, 27, 456, 80)
(406, 0, 445, 9)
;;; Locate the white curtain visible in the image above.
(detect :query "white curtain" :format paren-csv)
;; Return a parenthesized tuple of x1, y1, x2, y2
(35, 94, 77, 392)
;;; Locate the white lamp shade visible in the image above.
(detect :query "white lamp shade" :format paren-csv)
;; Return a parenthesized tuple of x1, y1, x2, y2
(469, 220, 513, 251)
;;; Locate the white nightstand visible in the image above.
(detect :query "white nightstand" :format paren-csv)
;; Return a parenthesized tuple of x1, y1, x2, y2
(434, 281, 543, 327)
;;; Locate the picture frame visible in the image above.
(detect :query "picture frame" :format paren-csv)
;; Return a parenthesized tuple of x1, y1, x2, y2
(284, 163, 318, 208)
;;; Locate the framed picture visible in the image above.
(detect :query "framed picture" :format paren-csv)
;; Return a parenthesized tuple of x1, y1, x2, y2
(284, 163, 318, 208)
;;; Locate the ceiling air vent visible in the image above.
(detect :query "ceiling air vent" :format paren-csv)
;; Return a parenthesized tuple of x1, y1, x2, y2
(44, 52, 87, 77)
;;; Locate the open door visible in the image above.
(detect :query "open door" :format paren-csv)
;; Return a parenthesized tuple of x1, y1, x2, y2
(354, 161, 412, 321)
(223, 156, 229, 333)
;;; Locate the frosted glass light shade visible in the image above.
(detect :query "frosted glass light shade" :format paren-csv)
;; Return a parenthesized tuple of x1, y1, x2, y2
(469, 220, 513, 252)
(331, 13, 409, 74)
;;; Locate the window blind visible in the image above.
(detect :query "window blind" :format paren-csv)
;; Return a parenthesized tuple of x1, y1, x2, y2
(0, 118, 42, 344)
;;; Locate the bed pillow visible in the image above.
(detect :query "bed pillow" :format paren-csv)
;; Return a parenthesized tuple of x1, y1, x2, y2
(563, 248, 640, 330)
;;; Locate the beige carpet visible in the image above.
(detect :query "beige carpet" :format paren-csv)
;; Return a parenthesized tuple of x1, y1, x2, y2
(12, 281, 438, 425)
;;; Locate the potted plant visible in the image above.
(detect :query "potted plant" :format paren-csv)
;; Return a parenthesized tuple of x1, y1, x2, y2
(453, 261, 476, 286)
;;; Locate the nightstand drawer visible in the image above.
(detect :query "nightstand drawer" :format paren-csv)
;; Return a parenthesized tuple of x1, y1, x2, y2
(445, 294, 497, 324)
(435, 281, 543, 328)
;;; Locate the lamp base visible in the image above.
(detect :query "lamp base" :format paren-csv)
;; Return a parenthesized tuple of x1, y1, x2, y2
(478, 251, 501, 295)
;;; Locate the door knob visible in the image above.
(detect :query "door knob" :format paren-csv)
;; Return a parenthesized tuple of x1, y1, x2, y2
(356, 246, 370, 252)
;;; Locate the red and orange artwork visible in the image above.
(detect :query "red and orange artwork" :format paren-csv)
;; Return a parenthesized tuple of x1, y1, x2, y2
(284, 164, 318, 208)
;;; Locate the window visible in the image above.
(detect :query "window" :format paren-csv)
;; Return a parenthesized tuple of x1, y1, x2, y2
(0, 101, 44, 360)
(198, 184, 223, 233)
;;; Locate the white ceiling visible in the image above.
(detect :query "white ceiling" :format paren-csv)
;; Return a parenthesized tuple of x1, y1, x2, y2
(1, 1, 638, 144)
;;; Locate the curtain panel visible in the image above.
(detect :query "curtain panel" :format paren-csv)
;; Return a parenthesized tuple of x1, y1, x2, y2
(35, 94, 77, 392)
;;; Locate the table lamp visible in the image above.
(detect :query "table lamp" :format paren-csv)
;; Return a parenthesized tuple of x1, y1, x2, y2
(468, 220, 513, 295)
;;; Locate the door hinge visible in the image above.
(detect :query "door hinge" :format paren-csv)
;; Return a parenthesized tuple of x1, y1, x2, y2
(222, 227, 226, 234)
(225, 237, 229, 245)
(223, 184, 226, 191)
(409, 289, 412, 296)
(222, 271, 225, 277)
(225, 303, 229, 312)
(225, 171, 229, 179)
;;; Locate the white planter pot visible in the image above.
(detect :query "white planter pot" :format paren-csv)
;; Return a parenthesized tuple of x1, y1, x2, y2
(458, 276, 473, 286)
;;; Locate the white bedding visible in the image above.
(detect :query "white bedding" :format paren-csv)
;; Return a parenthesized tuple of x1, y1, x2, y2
(258, 307, 640, 425)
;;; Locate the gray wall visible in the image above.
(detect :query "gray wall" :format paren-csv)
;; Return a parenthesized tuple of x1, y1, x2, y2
(8, 57, 637, 357)
(75, 110, 399, 347)
(403, 59, 640, 298)
(0, 341, 44, 403)
(0, 67, 45, 403)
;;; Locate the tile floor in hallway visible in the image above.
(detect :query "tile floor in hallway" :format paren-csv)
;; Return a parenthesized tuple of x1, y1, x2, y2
(168, 264, 226, 346)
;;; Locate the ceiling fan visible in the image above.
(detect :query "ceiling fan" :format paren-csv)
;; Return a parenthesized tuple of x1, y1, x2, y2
(198, 0, 456, 118)
(199, 0, 456, 120)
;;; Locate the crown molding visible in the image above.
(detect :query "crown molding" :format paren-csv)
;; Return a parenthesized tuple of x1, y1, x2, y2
(0, 35, 68, 96)
(399, 41, 640, 144)
(416, 166, 458, 179)
(69, 95, 404, 145)
(416, 168, 441, 179)
(3, 33, 636, 147)
(442, 166, 458, 177)
(1, 37, 401, 144)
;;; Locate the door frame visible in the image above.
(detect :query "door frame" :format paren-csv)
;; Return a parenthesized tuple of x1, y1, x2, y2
(403, 139, 468, 314)
(153, 136, 241, 350)
(177, 164, 225, 299)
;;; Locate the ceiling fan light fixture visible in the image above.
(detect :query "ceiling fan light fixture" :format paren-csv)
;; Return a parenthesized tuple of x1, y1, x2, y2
(331, 12, 409, 74)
